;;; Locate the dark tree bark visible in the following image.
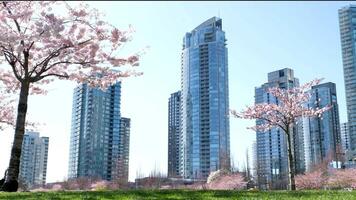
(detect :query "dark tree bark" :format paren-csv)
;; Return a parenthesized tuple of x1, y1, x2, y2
(286, 124, 296, 191)
(1, 81, 30, 192)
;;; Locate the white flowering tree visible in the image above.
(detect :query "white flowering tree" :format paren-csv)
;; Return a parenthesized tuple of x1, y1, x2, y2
(231, 79, 331, 190)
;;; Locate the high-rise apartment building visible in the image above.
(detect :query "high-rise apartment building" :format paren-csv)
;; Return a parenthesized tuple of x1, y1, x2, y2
(114, 117, 130, 182)
(180, 17, 230, 180)
(19, 130, 49, 188)
(303, 82, 341, 171)
(68, 82, 129, 181)
(340, 122, 351, 152)
(339, 5, 356, 158)
(168, 91, 181, 178)
(250, 141, 258, 180)
(255, 68, 303, 189)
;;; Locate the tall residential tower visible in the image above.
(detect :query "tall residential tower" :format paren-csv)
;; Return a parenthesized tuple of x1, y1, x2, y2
(255, 68, 303, 189)
(340, 122, 351, 152)
(303, 82, 341, 171)
(180, 17, 230, 179)
(19, 131, 49, 188)
(68, 82, 130, 181)
(168, 91, 181, 178)
(338, 5, 356, 160)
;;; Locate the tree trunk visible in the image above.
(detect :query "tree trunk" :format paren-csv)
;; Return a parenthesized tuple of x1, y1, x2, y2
(1, 81, 30, 192)
(286, 125, 296, 191)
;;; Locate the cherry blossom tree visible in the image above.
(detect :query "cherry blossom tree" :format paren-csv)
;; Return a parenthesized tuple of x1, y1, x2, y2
(295, 170, 326, 190)
(326, 168, 356, 189)
(0, 1, 144, 191)
(206, 170, 247, 190)
(230, 79, 331, 191)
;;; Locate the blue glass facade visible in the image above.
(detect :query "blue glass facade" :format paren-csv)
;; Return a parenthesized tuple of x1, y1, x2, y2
(180, 17, 230, 180)
(68, 82, 122, 181)
(168, 91, 182, 178)
(339, 5, 356, 157)
(255, 68, 302, 189)
(19, 131, 49, 188)
(340, 122, 351, 152)
(303, 83, 341, 171)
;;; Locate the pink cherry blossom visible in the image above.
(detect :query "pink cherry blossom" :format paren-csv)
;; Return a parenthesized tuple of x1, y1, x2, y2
(0, 91, 15, 130)
(231, 78, 331, 132)
(327, 168, 356, 189)
(230, 78, 331, 191)
(207, 170, 247, 190)
(295, 170, 326, 190)
(0, 1, 146, 191)
(0, 1, 145, 94)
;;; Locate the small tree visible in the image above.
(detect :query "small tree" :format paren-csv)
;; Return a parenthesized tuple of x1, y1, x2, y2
(295, 170, 326, 190)
(207, 170, 247, 190)
(327, 168, 356, 189)
(231, 79, 331, 190)
(0, 1, 144, 191)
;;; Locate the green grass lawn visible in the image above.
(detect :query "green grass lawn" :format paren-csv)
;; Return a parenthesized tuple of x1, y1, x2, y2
(0, 190, 355, 200)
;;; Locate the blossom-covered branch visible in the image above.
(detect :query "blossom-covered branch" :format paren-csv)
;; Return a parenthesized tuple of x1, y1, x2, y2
(231, 78, 331, 133)
(0, 1, 145, 94)
(230, 78, 331, 191)
(0, 92, 15, 130)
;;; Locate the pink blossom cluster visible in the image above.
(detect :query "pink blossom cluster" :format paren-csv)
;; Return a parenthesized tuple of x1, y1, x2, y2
(90, 180, 110, 191)
(0, 1, 145, 95)
(296, 169, 356, 190)
(38, 177, 120, 191)
(0, 92, 15, 129)
(231, 79, 331, 132)
(0, 85, 40, 130)
(327, 169, 356, 189)
(295, 170, 326, 190)
(206, 170, 247, 190)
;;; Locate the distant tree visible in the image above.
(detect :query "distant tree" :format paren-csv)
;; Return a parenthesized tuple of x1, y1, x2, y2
(207, 169, 247, 190)
(327, 168, 356, 189)
(295, 170, 326, 190)
(0, 1, 144, 191)
(75, 177, 94, 190)
(231, 79, 331, 190)
(90, 180, 110, 191)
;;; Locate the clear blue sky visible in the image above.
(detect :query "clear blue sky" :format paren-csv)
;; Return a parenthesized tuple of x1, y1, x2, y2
(0, 1, 353, 183)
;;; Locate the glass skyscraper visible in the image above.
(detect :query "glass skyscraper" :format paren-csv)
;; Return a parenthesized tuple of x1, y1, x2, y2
(180, 17, 230, 180)
(339, 5, 356, 159)
(340, 122, 351, 152)
(68, 82, 129, 181)
(19, 130, 49, 188)
(168, 91, 181, 178)
(255, 68, 303, 190)
(303, 82, 341, 171)
(115, 117, 130, 183)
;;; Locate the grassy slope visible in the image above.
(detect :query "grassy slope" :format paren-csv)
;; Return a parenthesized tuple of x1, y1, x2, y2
(0, 190, 355, 200)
